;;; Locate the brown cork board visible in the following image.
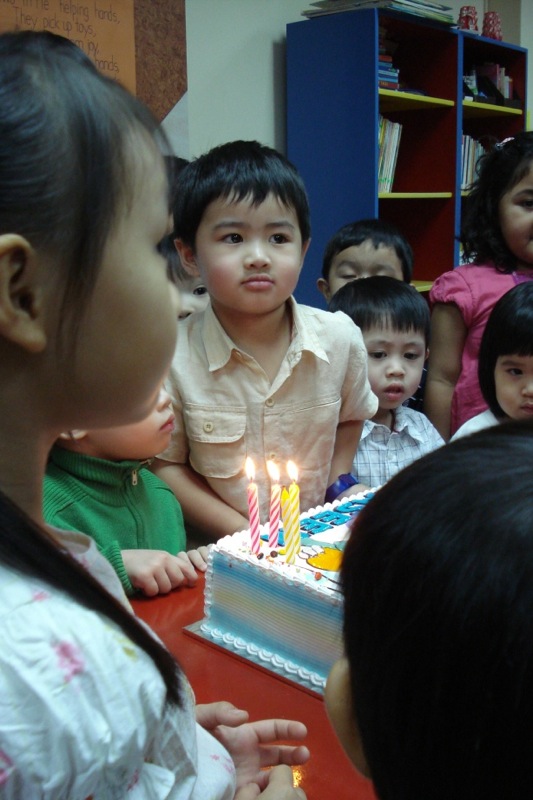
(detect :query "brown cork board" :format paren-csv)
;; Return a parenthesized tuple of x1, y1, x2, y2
(0, 0, 186, 121)
(134, 0, 187, 122)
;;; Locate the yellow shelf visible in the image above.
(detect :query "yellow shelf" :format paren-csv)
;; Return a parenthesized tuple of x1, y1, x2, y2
(411, 280, 434, 293)
(462, 99, 523, 118)
(379, 89, 455, 112)
(379, 192, 453, 199)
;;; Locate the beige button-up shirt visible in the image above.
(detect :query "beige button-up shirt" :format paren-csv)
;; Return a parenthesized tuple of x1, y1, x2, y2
(163, 298, 377, 519)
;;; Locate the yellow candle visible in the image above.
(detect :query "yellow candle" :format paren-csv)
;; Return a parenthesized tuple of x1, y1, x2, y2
(285, 461, 301, 563)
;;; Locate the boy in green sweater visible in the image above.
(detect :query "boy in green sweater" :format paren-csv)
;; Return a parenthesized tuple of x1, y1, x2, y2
(44, 387, 208, 596)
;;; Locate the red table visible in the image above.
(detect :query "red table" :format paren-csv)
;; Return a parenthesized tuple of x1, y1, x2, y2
(132, 576, 376, 800)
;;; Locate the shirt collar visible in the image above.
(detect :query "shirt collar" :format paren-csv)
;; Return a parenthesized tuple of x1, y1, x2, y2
(362, 405, 426, 442)
(201, 297, 330, 371)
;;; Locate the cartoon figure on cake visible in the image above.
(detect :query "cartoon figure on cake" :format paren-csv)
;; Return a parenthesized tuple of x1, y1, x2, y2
(291, 543, 343, 591)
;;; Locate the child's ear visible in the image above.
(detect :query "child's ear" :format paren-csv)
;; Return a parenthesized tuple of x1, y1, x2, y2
(316, 277, 332, 303)
(174, 238, 201, 277)
(0, 234, 47, 353)
(325, 657, 371, 778)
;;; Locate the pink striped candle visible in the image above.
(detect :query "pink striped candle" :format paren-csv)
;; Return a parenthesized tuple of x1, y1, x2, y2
(245, 457, 261, 554)
(266, 460, 281, 549)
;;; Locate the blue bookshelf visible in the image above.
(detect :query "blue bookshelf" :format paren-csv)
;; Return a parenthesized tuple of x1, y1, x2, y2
(286, 10, 527, 308)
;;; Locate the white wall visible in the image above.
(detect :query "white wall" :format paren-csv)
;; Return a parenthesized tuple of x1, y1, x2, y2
(175, 0, 529, 159)
(184, 0, 309, 157)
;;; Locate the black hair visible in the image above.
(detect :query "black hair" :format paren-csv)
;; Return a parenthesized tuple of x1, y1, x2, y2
(164, 154, 189, 217)
(478, 281, 533, 417)
(328, 275, 429, 344)
(461, 132, 533, 271)
(0, 31, 180, 704)
(0, 30, 168, 353)
(341, 421, 533, 800)
(173, 139, 311, 247)
(322, 218, 413, 283)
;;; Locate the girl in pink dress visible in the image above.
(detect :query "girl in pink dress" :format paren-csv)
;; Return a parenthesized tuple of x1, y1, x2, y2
(425, 132, 533, 439)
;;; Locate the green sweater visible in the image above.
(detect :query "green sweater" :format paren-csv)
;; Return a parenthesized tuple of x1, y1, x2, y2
(43, 446, 187, 595)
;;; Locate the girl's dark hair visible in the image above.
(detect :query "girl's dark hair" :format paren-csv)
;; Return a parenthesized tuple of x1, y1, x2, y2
(478, 281, 533, 417)
(328, 275, 429, 344)
(0, 30, 168, 351)
(461, 132, 533, 271)
(341, 421, 533, 800)
(322, 218, 413, 283)
(0, 31, 180, 703)
(174, 139, 311, 247)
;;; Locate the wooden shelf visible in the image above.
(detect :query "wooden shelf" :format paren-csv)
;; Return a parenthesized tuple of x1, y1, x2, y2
(287, 9, 527, 296)
(462, 99, 523, 118)
(380, 89, 454, 112)
(379, 192, 453, 199)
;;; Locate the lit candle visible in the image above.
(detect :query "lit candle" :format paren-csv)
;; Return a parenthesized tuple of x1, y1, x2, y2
(245, 457, 261, 555)
(266, 460, 281, 549)
(285, 460, 301, 564)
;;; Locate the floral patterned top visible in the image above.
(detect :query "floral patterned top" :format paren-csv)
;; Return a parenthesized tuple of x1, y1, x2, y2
(0, 529, 235, 799)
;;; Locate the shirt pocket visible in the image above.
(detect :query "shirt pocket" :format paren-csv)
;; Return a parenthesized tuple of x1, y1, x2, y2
(183, 404, 247, 479)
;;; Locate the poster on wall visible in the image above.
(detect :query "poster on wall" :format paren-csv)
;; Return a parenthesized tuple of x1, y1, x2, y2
(0, 0, 136, 93)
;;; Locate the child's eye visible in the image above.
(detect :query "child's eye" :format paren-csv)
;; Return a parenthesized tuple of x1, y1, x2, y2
(223, 233, 243, 244)
(193, 286, 208, 297)
(404, 352, 420, 360)
(271, 233, 289, 244)
(508, 367, 523, 376)
(369, 351, 386, 359)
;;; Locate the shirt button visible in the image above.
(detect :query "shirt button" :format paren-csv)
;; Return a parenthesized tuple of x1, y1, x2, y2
(265, 398, 274, 407)
(203, 421, 214, 432)
(268, 452, 277, 461)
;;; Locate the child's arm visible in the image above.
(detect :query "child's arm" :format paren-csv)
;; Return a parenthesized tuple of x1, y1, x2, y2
(327, 420, 370, 499)
(425, 303, 467, 441)
(151, 458, 249, 540)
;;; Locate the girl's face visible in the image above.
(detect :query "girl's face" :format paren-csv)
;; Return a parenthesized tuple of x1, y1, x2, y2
(498, 166, 533, 270)
(494, 354, 533, 420)
(61, 139, 179, 430)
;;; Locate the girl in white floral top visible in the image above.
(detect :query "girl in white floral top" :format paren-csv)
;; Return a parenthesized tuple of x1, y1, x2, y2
(0, 30, 308, 800)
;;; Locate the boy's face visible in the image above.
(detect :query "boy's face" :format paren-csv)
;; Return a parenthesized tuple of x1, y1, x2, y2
(76, 388, 175, 461)
(177, 193, 309, 323)
(174, 273, 210, 319)
(363, 323, 427, 425)
(317, 241, 404, 302)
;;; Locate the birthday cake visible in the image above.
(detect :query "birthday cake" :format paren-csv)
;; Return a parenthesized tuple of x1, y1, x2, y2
(198, 490, 373, 693)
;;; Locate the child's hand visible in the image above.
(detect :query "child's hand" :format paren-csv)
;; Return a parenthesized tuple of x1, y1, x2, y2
(182, 544, 210, 572)
(122, 549, 199, 596)
(234, 764, 307, 800)
(210, 717, 309, 792)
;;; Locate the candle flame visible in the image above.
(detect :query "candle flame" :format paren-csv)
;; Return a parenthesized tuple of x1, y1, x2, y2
(244, 456, 255, 482)
(266, 460, 280, 483)
(287, 460, 298, 483)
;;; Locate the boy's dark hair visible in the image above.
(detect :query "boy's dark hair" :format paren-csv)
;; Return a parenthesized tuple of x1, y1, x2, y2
(328, 275, 429, 344)
(478, 282, 533, 418)
(173, 139, 311, 247)
(461, 132, 533, 271)
(322, 218, 413, 283)
(342, 420, 533, 800)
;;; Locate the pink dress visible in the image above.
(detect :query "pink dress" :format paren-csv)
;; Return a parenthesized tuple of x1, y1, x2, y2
(430, 263, 533, 434)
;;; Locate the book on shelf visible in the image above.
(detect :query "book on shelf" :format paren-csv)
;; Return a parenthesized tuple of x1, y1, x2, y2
(461, 134, 484, 191)
(303, 0, 455, 24)
(378, 114, 403, 193)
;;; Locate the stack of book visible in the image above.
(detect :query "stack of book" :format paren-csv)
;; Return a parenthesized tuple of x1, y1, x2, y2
(302, 0, 455, 25)
(378, 114, 403, 193)
(378, 26, 399, 89)
(461, 135, 484, 191)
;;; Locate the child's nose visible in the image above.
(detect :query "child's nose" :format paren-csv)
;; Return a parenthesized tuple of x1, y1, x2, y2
(244, 240, 270, 268)
(386, 358, 405, 376)
(522, 378, 533, 396)
(157, 388, 172, 409)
